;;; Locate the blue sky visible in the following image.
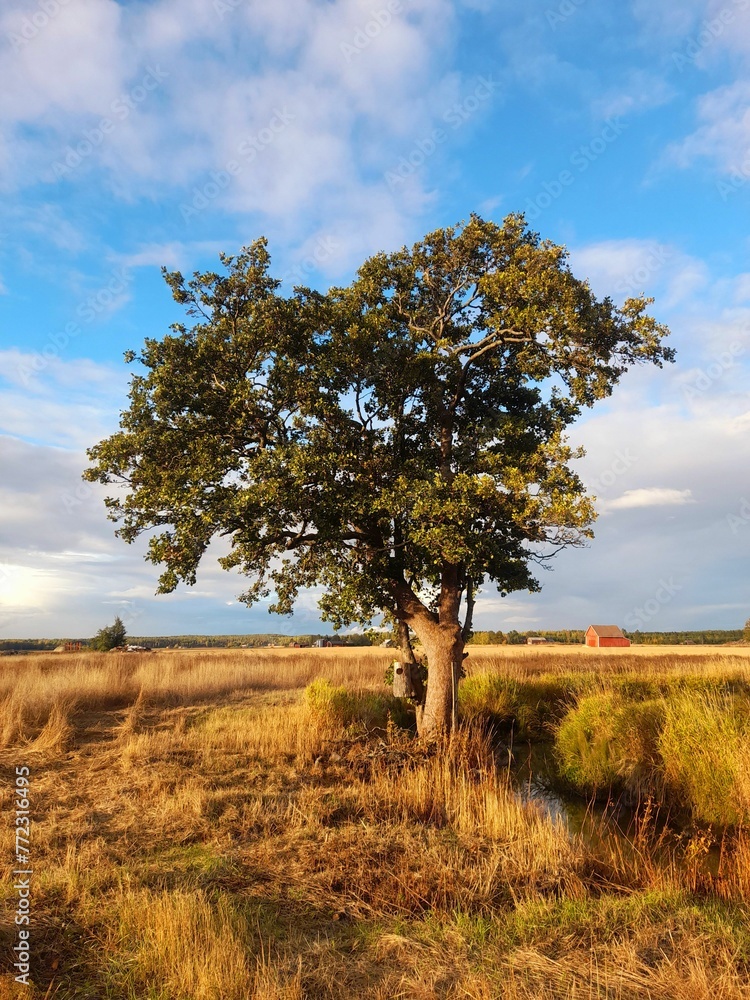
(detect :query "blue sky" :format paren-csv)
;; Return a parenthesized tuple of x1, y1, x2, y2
(1, 0, 749, 639)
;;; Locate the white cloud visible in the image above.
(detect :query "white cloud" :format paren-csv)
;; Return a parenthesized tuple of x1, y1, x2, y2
(667, 80, 750, 175)
(115, 240, 227, 270)
(630, 0, 707, 39)
(568, 239, 709, 308)
(605, 487, 695, 510)
(728, 409, 750, 434)
(0, 351, 126, 448)
(592, 71, 676, 119)
(0, 0, 462, 266)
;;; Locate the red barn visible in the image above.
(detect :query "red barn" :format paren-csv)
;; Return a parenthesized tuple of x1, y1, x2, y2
(585, 625, 631, 648)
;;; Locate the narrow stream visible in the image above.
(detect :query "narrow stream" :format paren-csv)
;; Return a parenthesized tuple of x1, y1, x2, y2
(504, 741, 723, 875)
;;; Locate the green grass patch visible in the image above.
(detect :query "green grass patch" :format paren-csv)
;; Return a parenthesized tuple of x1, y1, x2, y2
(305, 678, 413, 730)
(555, 693, 665, 796)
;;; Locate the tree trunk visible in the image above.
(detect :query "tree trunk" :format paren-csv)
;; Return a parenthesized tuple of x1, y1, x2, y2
(413, 623, 464, 735)
(392, 620, 425, 702)
(389, 573, 464, 735)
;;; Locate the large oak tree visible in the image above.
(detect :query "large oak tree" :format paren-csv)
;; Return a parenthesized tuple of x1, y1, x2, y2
(85, 215, 674, 733)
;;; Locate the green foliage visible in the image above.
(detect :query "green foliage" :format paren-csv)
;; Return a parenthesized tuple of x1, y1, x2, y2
(90, 616, 127, 652)
(659, 693, 750, 826)
(476, 630, 507, 644)
(85, 216, 672, 638)
(744, 618, 750, 642)
(555, 694, 666, 795)
(554, 689, 750, 824)
(463, 629, 743, 646)
(2, 629, 741, 652)
(124, 634, 285, 648)
(0, 639, 61, 651)
(626, 629, 743, 645)
(305, 679, 354, 724)
(459, 674, 517, 724)
(304, 679, 412, 730)
(460, 674, 581, 738)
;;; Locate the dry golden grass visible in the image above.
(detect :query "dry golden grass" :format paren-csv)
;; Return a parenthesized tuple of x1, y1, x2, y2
(1, 646, 750, 998)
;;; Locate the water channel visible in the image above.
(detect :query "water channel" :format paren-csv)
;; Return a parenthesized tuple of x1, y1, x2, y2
(505, 740, 724, 877)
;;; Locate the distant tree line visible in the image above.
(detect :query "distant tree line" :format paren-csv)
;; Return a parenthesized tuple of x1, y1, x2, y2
(1, 627, 746, 653)
(0, 632, 375, 651)
(0, 639, 62, 651)
(123, 633, 373, 648)
(467, 629, 745, 646)
(468, 629, 587, 645)
(625, 629, 744, 645)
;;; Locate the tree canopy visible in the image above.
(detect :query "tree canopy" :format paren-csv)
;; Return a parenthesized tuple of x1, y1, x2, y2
(90, 615, 127, 652)
(85, 214, 674, 731)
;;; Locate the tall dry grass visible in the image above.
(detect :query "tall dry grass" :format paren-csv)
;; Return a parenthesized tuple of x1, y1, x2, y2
(3, 645, 750, 998)
(0, 647, 391, 748)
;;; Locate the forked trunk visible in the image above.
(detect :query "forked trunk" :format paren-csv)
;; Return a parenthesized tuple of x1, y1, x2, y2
(390, 572, 467, 735)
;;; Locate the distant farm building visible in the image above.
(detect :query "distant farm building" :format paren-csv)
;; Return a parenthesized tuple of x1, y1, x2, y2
(55, 641, 82, 652)
(585, 625, 630, 648)
(526, 636, 547, 646)
(315, 638, 344, 648)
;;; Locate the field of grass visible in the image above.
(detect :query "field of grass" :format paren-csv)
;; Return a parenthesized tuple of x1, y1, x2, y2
(2, 645, 750, 998)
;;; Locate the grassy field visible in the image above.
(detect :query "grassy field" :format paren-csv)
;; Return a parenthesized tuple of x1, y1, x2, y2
(2, 645, 750, 998)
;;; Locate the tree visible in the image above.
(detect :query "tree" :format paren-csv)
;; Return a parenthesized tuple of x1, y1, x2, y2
(85, 215, 673, 733)
(90, 615, 127, 652)
(744, 618, 750, 643)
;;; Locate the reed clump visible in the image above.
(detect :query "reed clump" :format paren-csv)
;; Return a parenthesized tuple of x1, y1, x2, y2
(553, 689, 750, 826)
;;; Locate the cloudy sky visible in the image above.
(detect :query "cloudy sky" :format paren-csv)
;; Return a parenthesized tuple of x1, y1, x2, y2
(0, 0, 748, 639)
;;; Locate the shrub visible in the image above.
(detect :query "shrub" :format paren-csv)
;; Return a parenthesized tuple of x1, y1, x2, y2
(460, 674, 517, 725)
(461, 674, 579, 739)
(304, 679, 412, 731)
(658, 692, 750, 826)
(305, 678, 354, 724)
(555, 694, 666, 797)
